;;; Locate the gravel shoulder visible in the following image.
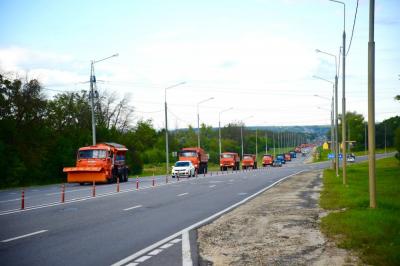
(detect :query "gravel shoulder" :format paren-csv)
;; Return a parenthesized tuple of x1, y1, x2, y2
(197, 170, 360, 266)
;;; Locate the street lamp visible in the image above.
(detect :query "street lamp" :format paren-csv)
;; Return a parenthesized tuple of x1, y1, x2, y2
(240, 116, 253, 158)
(89, 53, 119, 145)
(219, 107, 233, 156)
(315, 50, 340, 177)
(313, 75, 337, 174)
(329, 0, 348, 185)
(197, 97, 214, 148)
(164, 81, 186, 175)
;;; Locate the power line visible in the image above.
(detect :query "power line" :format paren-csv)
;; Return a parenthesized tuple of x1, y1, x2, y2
(346, 0, 359, 56)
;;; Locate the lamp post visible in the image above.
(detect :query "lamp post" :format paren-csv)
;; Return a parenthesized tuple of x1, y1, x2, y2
(329, 0, 347, 185)
(313, 75, 336, 172)
(89, 53, 119, 145)
(368, 0, 376, 208)
(218, 107, 233, 156)
(315, 50, 339, 177)
(164, 82, 186, 175)
(240, 116, 253, 159)
(197, 97, 214, 148)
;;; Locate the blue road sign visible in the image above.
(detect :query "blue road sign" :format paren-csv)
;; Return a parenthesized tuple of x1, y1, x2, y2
(338, 153, 343, 159)
(328, 153, 334, 159)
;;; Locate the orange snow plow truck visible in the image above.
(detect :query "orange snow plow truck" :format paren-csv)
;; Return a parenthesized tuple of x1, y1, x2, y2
(242, 154, 257, 169)
(178, 147, 208, 174)
(63, 143, 129, 185)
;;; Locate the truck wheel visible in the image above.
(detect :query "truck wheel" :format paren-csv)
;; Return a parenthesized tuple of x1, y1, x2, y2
(79, 182, 85, 186)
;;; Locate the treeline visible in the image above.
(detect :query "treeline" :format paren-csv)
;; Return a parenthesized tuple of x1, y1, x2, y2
(0, 74, 314, 188)
(329, 111, 400, 153)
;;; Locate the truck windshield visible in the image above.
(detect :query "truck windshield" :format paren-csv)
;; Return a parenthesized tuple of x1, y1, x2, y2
(79, 149, 107, 159)
(243, 156, 252, 160)
(263, 155, 271, 159)
(180, 151, 197, 157)
(175, 161, 190, 167)
(221, 154, 233, 158)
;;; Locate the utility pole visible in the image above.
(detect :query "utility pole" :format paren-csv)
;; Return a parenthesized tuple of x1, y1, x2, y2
(273, 131, 276, 157)
(241, 125, 244, 159)
(89, 53, 119, 145)
(368, 0, 376, 208)
(255, 128, 258, 158)
(265, 131, 268, 154)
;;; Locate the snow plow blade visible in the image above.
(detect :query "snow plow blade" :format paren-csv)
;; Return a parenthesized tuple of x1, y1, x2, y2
(63, 167, 108, 183)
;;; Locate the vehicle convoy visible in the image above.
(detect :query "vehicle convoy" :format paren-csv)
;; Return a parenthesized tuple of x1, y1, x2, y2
(178, 147, 208, 174)
(172, 161, 195, 178)
(242, 154, 257, 169)
(63, 142, 129, 184)
(220, 152, 240, 171)
(262, 154, 274, 167)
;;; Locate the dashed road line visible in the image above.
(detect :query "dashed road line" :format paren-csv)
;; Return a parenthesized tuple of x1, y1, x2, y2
(209, 185, 216, 188)
(148, 249, 163, 256)
(134, 256, 151, 263)
(177, 193, 188, 197)
(1, 230, 48, 243)
(123, 205, 142, 211)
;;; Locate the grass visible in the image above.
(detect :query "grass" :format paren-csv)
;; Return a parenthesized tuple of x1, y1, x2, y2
(320, 156, 400, 265)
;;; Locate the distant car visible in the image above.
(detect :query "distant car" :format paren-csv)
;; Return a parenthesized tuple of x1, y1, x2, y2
(172, 161, 195, 178)
(276, 154, 286, 164)
(346, 154, 355, 163)
(272, 159, 282, 167)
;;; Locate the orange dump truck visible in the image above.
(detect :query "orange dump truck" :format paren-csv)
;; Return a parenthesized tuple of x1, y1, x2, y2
(262, 154, 274, 167)
(284, 153, 292, 162)
(220, 152, 240, 171)
(242, 154, 257, 169)
(178, 147, 208, 174)
(63, 142, 129, 184)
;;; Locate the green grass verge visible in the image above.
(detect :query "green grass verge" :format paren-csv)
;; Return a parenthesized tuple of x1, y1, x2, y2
(320, 156, 400, 265)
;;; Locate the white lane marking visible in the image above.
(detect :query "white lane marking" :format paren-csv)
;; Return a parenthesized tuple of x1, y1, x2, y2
(182, 230, 193, 266)
(134, 255, 151, 263)
(229, 179, 234, 182)
(1, 230, 48, 243)
(160, 243, 173, 249)
(123, 205, 142, 211)
(148, 249, 163, 256)
(171, 238, 182, 244)
(209, 185, 216, 188)
(177, 193, 188, 197)
(0, 197, 29, 203)
(238, 192, 248, 196)
(209, 180, 223, 183)
(126, 263, 138, 266)
(111, 170, 305, 266)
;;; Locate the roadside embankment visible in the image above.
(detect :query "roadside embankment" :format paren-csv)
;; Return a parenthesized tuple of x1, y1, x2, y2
(197, 170, 359, 265)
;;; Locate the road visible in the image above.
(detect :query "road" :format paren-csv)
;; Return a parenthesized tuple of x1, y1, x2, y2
(0, 153, 392, 266)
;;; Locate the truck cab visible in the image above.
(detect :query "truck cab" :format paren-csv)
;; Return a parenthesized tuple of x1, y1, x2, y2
(178, 147, 208, 174)
(220, 152, 240, 171)
(262, 154, 274, 167)
(242, 154, 257, 169)
(63, 142, 129, 184)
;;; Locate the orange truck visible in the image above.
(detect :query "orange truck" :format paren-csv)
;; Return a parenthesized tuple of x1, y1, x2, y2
(63, 142, 129, 185)
(262, 154, 274, 167)
(220, 152, 240, 171)
(242, 154, 257, 169)
(284, 153, 292, 162)
(178, 147, 208, 174)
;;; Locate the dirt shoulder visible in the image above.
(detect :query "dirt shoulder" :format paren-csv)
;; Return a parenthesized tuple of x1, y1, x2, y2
(197, 171, 360, 266)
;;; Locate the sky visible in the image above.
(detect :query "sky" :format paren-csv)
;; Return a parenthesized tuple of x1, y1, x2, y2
(0, 0, 399, 129)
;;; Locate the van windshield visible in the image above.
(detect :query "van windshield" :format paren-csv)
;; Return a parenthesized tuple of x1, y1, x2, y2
(79, 149, 107, 159)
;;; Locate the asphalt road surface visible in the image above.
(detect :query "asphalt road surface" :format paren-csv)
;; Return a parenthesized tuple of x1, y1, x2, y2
(0, 152, 392, 266)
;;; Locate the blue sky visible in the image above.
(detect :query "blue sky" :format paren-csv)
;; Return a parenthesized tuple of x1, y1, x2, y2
(1, 0, 399, 128)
